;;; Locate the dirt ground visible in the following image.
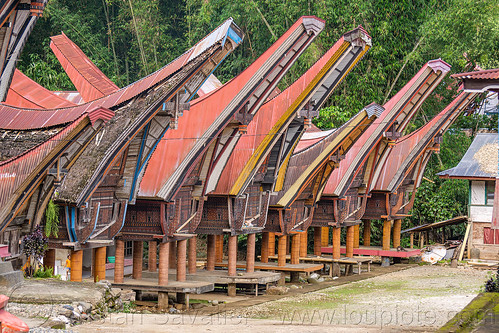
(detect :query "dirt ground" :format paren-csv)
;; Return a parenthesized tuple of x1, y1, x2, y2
(73, 265, 491, 332)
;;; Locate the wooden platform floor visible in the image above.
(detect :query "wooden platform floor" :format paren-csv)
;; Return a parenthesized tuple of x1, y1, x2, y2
(214, 260, 323, 273)
(141, 269, 281, 284)
(111, 277, 214, 294)
(321, 245, 421, 258)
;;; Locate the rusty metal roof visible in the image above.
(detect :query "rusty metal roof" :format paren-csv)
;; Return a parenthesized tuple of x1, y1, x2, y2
(50, 32, 119, 102)
(4, 69, 76, 109)
(375, 91, 478, 192)
(322, 60, 451, 197)
(209, 26, 372, 197)
(452, 68, 499, 80)
(140, 16, 325, 201)
(438, 133, 498, 179)
(0, 18, 241, 130)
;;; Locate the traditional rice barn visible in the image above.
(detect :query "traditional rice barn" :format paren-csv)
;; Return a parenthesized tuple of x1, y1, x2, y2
(0, 19, 244, 278)
(196, 26, 372, 278)
(306, 60, 450, 266)
(126, 17, 325, 289)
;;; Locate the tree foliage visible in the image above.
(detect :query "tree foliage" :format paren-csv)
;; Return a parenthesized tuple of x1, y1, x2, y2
(21, 226, 48, 277)
(19, 0, 499, 241)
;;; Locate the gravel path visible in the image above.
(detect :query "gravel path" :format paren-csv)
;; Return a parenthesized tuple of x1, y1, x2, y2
(73, 265, 491, 332)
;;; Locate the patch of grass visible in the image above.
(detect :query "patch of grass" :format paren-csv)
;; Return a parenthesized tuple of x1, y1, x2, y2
(189, 299, 210, 304)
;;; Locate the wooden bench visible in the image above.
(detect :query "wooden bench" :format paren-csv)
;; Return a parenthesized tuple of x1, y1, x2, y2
(213, 260, 324, 283)
(112, 278, 214, 310)
(264, 255, 373, 276)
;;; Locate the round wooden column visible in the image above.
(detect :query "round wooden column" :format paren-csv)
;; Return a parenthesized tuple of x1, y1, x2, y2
(346, 226, 354, 258)
(114, 240, 124, 283)
(332, 227, 341, 259)
(169, 241, 177, 267)
(313, 227, 322, 256)
(353, 225, 360, 249)
(148, 241, 157, 272)
(176, 239, 187, 282)
(158, 242, 169, 286)
(246, 233, 256, 273)
(215, 235, 224, 263)
(206, 235, 216, 271)
(268, 233, 276, 256)
(321, 227, 329, 247)
(132, 241, 143, 280)
(70, 250, 83, 282)
(363, 220, 371, 246)
(44, 249, 55, 270)
(228, 235, 237, 276)
(277, 235, 287, 267)
(300, 229, 308, 257)
(393, 219, 402, 248)
(382, 220, 392, 251)
(94, 246, 106, 282)
(261, 232, 269, 263)
(291, 233, 300, 264)
(188, 237, 197, 274)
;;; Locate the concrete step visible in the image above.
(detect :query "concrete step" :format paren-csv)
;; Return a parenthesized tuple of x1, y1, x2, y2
(0, 270, 23, 287)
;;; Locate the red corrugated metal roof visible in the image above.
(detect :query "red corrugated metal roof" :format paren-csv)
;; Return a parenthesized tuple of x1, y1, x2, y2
(0, 18, 242, 130)
(4, 69, 76, 109)
(50, 32, 119, 102)
(452, 68, 499, 80)
(374, 91, 475, 191)
(210, 29, 365, 195)
(139, 17, 324, 198)
(322, 60, 449, 195)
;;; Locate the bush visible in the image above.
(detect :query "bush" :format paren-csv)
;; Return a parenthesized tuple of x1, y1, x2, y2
(484, 268, 499, 292)
(33, 266, 60, 279)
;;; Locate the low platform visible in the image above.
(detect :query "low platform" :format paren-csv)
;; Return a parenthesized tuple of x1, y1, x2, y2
(263, 254, 372, 276)
(112, 277, 214, 309)
(321, 245, 421, 258)
(142, 269, 281, 296)
(213, 260, 323, 275)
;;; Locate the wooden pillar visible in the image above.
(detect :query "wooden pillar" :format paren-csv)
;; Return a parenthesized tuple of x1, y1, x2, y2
(300, 229, 308, 257)
(169, 241, 177, 267)
(176, 239, 187, 282)
(321, 227, 329, 247)
(382, 220, 392, 251)
(70, 250, 83, 282)
(346, 226, 354, 258)
(353, 225, 360, 248)
(410, 233, 414, 249)
(332, 227, 341, 259)
(228, 235, 237, 277)
(44, 249, 55, 270)
(363, 220, 371, 246)
(291, 233, 300, 264)
(215, 235, 224, 263)
(206, 235, 216, 271)
(148, 241, 157, 272)
(313, 227, 322, 256)
(268, 232, 276, 256)
(158, 242, 169, 286)
(114, 240, 124, 283)
(188, 237, 197, 274)
(132, 241, 143, 280)
(261, 232, 269, 263)
(246, 233, 255, 273)
(93, 246, 106, 282)
(277, 235, 287, 267)
(393, 219, 402, 248)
